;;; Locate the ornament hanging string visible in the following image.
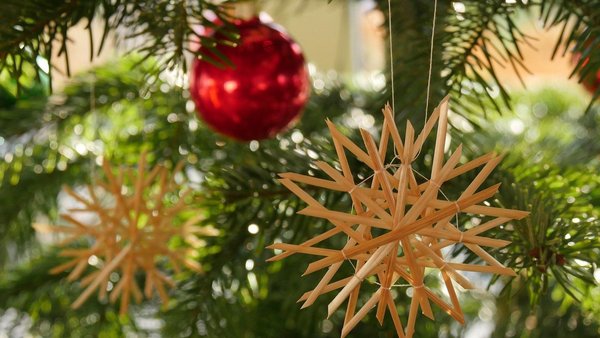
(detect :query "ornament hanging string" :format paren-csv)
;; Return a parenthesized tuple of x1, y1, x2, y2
(89, 75, 97, 182)
(341, 1, 449, 290)
(410, 0, 438, 162)
(386, 0, 438, 161)
(386, 0, 437, 120)
(424, 0, 438, 123)
(387, 0, 395, 116)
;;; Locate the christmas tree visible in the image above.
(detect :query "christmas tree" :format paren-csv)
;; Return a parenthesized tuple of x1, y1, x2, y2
(0, 0, 599, 337)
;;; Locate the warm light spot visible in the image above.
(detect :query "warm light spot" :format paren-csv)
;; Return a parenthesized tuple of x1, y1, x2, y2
(248, 224, 259, 234)
(509, 119, 525, 134)
(452, 2, 466, 13)
(291, 131, 304, 144)
(87, 255, 99, 266)
(224, 80, 238, 93)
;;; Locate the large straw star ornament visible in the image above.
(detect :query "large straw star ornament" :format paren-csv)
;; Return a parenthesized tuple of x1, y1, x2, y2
(267, 97, 529, 338)
(34, 153, 214, 315)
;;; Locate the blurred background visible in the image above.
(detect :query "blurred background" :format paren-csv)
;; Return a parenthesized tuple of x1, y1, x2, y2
(48, 0, 584, 88)
(0, 0, 598, 337)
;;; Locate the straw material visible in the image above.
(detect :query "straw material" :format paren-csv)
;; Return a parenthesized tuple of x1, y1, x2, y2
(267, 97, 528, 338)
(34, 153, 215, 315)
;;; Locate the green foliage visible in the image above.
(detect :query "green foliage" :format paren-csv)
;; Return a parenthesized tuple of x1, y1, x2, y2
(540, 0, 600, 109)
(492, 279, 600, 338)
(0, 56, 386, 337)
(0, 250, 147, 337)
(0, 1, 599, 337)
(462, 86, 600, 169)
(450, 86, 600, 307)
(378, 0, 599, 122)
(1, 57, 598, 337)
(0, 0, 239, 93)
(495, 166, 600, 305)
(1, 0, 598, 113)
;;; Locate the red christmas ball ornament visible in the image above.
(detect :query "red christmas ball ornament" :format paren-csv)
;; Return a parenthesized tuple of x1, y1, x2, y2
(189, 14, 310, 141)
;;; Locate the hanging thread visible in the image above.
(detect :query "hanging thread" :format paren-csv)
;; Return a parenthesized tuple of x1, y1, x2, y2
(387, 0, 438, 121)
(89, 75, 97, 182)
(424, 0, 438, 123)
(338, 0, 456, 292)
(409, 0, 438, 162)
(387, 0, 395, 115)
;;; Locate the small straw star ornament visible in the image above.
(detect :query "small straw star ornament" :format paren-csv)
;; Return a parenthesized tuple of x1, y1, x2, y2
(34, 152, 214, 315)
(267, 97, 529, 337)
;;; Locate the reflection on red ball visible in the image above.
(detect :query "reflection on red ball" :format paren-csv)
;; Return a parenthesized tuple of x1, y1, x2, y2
(189, 14, 309, 141)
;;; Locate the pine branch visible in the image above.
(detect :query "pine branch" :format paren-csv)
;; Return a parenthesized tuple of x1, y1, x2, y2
(380, 0, 598, 122)
(377, 0, 530, 123)
(1, 53, 599, 336)
(0, 0, 239, 93)
(539, 0, 600, 110)
(448, 85, 600, 306)
(446, 1, 533, 114)
(0, 249, 148, 336)
(492, 163, 600, 305)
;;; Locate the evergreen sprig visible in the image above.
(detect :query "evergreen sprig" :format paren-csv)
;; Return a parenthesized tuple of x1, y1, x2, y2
(379, 0, 599, 121)
(0, 0, 239, 94)
(494, 165, 600, 305)
(540, 0, 600, 110)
